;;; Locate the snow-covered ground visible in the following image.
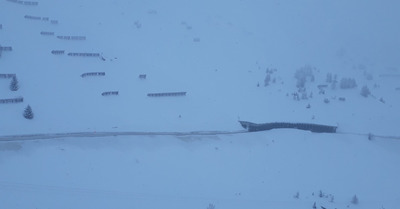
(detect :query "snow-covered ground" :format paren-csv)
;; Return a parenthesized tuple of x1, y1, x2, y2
(1, 132, 400, 209)
(1, 0, 400, 208)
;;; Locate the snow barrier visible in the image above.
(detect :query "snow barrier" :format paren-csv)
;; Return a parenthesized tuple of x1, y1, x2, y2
(7, 0, 38, 5)
(40, 31, 54, 36)
(0, 97, 23, 104)
(239, 121, 337, 133)
(81, 72, 105, 78)
(51, 50, 65, 55)
(0, 46, 12, 51)
(68, 53, 100, 57)
(147, 92, 187, 97)
(57, 36, 86, 40)
(0, 74, 16, 78)
(24, 15, 41, 20)
(102, 91, 119, 96)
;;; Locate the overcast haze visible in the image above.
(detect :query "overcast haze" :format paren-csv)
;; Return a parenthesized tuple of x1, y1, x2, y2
(1, 0, 400, 209)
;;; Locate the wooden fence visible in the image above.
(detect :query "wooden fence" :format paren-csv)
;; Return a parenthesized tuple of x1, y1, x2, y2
(51, 50, 65, 55)
(0, 46, 12, 51)
(40, 31, 54, 36)
(7, 0, 38, 5)
(81, 72, 105, 78)
(0, 74, 16, 78)
(57, 36, 86, 40)
(102, 91, 119, 96)
(0, 97, 23, 104)
(147, 92, 186, 97)
(68, 53, 100, 57)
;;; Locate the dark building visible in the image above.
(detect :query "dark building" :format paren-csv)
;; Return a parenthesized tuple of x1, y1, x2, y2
(239, 121, 337, 133)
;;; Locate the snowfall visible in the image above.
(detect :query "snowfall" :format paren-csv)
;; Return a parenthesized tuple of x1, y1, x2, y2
(1, 0, 400, 208)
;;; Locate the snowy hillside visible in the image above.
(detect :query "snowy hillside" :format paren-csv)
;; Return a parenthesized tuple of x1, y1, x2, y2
(1, 0, 400, 209)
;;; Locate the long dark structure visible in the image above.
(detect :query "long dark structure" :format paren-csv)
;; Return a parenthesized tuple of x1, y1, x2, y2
(147, 92, 186, 97)
(0, 74, 16, 78)
(0, 97, 24, 104)
(81, 72, 105, 78)
(68, 52, 100, 57)
(239, 121, 337, 133)
(0, 46, 12, 51)
(57, 36, 86, 40)
(101, 91, 119, 96)
(51, 50, 65, 55)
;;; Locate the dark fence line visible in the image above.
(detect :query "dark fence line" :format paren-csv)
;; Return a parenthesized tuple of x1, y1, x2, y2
(0, 97, 23, 104)
(102, 91, 119, 96)
(239, 121, 337, 133)
(68, 53, 100, 57)
(57, 36, 86, 40)
(81, 72, 105, 78)
(147, 92, 187, 97)
(24, 15, 41, 20)
(40, 31, 54, 36)
(0, 74, 16, 78)
(0, 46, 13, 51)
(51, 50, 65, 55)
(24, 15, 51, 21)
(7, 0, 38, 5)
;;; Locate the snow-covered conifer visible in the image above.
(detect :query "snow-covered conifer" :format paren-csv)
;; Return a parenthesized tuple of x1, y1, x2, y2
(10, 76, 19, 91)
(23, 105, 34, 119)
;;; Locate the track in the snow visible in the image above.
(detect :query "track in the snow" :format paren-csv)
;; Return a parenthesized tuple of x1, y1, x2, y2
(0, 130, 248, 142)
(1, 130, 400, 142)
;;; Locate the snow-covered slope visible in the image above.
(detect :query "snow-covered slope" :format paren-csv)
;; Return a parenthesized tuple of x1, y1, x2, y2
(1, 0, 400, 208)
(1, 132, 400, 209)
(1, 0, 400, 135)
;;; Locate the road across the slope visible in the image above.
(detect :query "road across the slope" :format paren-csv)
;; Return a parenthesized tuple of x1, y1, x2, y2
(1, 130, 400, 142)
(0, 130, 248, 141)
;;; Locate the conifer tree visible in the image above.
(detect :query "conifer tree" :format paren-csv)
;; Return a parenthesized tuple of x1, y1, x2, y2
(23, 105, 34, 119)
(351, 195, 359, 205)
(360, 85, 371, 97)
(10, 76, 19, 91)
